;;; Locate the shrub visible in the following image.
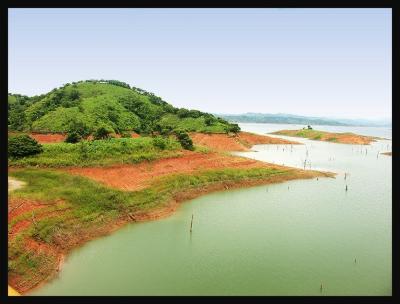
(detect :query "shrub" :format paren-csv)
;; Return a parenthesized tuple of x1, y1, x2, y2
(8, 135, 43, 158)
(78, 141, 89, 160)
(120, 131, 131, 138)
(67, 120, 91, 139)
(94, 126, 111, 140)
(175, 131, 194, 150)
(65, 132, 81, 143)
(152, 136, 167, 150)
(225, 123, 240, 134)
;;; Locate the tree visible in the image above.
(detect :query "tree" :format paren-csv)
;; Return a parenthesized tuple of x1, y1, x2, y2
(65, 132, 80, 143)
(68, 89, 81, 101)
(307, 125, 313, 130)
(8, 135, 43, 158)
(175, 130, 194, 150)
(94, 126, 111, 140)
(177, 108, 191, 118)
(204, 116, 215, 126)
(9, 103, 26, 131)
(225, 123, 241, 134)
(67, 120, 91, 139)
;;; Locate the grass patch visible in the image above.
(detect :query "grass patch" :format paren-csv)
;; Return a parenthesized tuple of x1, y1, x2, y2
(8, 137, 182, 168)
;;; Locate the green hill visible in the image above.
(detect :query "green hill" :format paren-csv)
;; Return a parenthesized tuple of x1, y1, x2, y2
(8, 80, 237, 135)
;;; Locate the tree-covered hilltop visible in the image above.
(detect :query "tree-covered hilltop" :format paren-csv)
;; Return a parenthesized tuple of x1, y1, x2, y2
(8, 79, 239, 135)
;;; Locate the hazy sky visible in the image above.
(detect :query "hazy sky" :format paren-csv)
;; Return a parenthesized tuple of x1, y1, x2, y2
(9, 8, 391, 119)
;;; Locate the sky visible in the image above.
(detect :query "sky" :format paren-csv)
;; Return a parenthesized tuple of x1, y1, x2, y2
(8, 8, 392, 119)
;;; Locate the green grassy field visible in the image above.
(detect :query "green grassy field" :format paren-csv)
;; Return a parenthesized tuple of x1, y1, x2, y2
(8, 137, 183, 167)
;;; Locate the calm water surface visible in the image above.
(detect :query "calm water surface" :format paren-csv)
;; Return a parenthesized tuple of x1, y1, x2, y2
(31, 123, 392, 296)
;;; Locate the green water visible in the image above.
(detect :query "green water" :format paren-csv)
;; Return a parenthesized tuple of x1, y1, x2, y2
(31, 124, 392, 296)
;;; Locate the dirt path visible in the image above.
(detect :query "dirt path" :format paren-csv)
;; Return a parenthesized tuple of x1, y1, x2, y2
(8, 178, 24, 296)
(8, 178, 26, 192)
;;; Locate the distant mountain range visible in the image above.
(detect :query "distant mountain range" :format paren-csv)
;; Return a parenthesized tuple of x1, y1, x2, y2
(216, 113, 391, 127)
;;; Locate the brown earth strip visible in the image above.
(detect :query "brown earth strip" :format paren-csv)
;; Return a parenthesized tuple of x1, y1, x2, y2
(64, 151, 289, 191)
(190, 131, 301, 152)
(30, 133, 66, 143)
(271, 129, 381, 145)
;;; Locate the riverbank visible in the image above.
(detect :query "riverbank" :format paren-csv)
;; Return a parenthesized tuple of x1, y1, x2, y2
(270, 129, 381, 145)
(381, 152, 392, 156)
(190, 131, 301, 151)
(8, 132, 333, 294)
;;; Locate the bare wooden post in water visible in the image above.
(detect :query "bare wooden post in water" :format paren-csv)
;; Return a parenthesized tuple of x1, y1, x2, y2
(190, 214, 194, 234)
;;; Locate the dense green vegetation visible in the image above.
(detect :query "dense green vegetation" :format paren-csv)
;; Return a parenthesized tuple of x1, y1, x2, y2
(175, 130, 194, 151)
(9, 137, 182, 167)
(8, 135, 43, 159)
(8, 79, 238, 135)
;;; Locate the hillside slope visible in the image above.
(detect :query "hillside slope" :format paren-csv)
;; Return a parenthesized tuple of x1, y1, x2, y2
(8, 80, 237, 134)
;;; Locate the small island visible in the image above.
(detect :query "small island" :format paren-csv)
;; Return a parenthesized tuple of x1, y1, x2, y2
(271, 127, 381, 145)
(381, 152, 392, 156)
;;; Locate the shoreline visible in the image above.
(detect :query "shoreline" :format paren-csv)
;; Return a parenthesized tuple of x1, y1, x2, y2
(270, 129, 382, 145)
(23, 167, 333, 295)
(8, 132, 334, 295)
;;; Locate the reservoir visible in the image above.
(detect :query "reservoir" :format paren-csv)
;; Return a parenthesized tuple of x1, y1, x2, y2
(31, 123, 392, 296)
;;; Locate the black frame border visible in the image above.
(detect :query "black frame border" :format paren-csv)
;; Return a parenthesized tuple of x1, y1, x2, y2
(1, 1, 397, 303)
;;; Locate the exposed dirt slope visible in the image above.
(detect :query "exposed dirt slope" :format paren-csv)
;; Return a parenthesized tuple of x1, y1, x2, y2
(64, 151, 287, 191)
(190, 131, 301, 152)
(29, 133, 66, 143)
(271, 129, 381, 145)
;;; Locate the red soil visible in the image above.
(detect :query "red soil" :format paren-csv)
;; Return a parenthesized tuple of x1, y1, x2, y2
(8, 199, 48, 220)
(190, 131, 300, 152)
(30, 133, 66, 143)
(8, 220, 31, 239)
(272, 130, 379, 145)
(64, 151, 281, 191)
(112, 132, 141, 139)
(8, 198, 70, 241)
